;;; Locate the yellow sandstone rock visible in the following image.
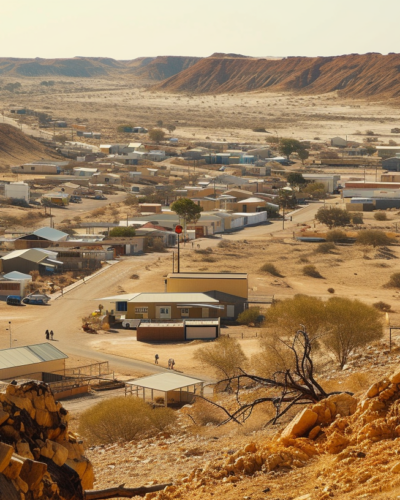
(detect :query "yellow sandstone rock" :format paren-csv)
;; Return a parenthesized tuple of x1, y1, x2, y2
(281, 408, 318, 439)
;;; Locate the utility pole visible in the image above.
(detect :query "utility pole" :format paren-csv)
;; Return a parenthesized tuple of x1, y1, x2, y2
(282, 205, 285, 230)
(7, 322, 12, 348)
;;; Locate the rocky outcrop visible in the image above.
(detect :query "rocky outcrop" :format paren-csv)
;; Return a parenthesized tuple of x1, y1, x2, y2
(0, 381, 93, 500)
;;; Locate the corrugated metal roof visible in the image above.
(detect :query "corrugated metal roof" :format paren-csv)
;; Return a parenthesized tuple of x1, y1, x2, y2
(97, 293, 141, 301)
(0, 343, 68, 370)
(126, 373, 204, 392)
(32, 227, 68, 241)
(1, 249, 48, 263)
(3, 271, 32, 281)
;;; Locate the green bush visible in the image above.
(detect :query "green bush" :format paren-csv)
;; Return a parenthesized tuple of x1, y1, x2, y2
(374, 212, 388, 221)
(327, 288, 335, 294)
(109, 227, 136, 237)
(326, 229, 347, 242)
(315, 242, 336, 254)
(237, 307, 261, 326)
(303, 265, 323, 278)
(78, 397, 176, 445)
(260, 263, 282, 277)
(356, 230, 392, 247)
(351, 214, 363, 225)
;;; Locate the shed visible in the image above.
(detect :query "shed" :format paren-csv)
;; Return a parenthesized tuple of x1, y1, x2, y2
(0, 343, 68, 380)
(125, 372, 204, 406)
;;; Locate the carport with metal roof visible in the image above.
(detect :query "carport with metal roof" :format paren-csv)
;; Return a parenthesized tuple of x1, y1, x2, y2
(125, 373, 204, 407)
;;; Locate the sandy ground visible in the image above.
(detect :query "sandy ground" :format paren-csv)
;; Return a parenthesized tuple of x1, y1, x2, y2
(2, 76, 400, 147)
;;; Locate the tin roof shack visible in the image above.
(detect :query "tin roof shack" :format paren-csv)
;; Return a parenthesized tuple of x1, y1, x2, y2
(12, 163, 61, 175)
(166, 272, 248, 319)
(125, 373, 204, 407)
(139, 203, 162, 214)
(382, 173, 400, 182)
(302, 174, 341, 194)
(42, 192, 70, 206)
(10, 107, 26, 114)
(377, 146, 400, 159)
(15, 227, 69, 249)
(53, 248, 106, 271)
(382, 157, 400, 172)
(0, 271, 32, 298)
(4, 182, 30, 202)
(330, 137, 348, 148)
(0, 248, 63, 274)
(90, 173, 121, 185)
(73, 167, 98, 177)
(99, 292, 222, 321)
(0, 343, 67, 381)
(136, 319, 220, 342)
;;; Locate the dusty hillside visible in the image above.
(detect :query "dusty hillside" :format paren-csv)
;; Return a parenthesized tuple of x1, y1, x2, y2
(129, 56, 201, 80)
(152, 52, 400, 98)
(0, 124, 60, 168)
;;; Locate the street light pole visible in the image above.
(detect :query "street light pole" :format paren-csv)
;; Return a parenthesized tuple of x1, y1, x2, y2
(7, 322, 11, 348)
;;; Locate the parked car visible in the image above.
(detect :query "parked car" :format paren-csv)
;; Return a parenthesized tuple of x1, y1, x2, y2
(6, 295, 22, 306)
(22, 292, 51, 305)
(122, 319, 141, 329)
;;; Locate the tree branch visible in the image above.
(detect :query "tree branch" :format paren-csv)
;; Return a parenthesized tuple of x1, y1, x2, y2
(84, 483, 172, 500)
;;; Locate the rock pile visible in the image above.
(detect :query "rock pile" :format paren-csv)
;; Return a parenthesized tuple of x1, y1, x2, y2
(142, 366, 400, 499)
(0, 381, 93, 500)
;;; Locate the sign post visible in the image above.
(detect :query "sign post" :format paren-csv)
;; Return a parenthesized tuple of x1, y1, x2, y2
(175, 225, 183, 273)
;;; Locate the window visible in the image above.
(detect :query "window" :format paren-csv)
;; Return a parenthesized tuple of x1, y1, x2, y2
(31, 167, 35, 171)
(116, 302, 127, 312)
(135, 307, 148, 314)
(181, 308, 189, 317)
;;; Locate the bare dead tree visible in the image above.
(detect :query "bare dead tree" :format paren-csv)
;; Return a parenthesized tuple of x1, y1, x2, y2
(192, 328, 336, 427)
(84, 482, 172, 499)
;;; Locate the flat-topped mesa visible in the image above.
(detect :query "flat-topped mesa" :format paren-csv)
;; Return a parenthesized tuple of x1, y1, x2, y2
(0, 380, 93, 500)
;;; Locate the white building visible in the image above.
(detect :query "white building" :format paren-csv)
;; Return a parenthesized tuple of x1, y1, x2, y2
(4, 182, 30, 202)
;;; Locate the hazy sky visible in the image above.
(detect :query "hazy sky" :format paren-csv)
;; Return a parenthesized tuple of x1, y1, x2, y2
(1, 0, 399, 60)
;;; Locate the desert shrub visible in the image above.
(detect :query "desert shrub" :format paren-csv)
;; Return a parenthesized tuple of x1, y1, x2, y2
(374, 212, 388, 221)
(195, 337, 247, 379)
(323, 297, 383, 368)
(154, 397, 165, 405)
(387, 273, 400, 288)
(190, 398, 225, 426)
(356, 230, 392, 247)
(303, 265, 323, 278)
(299, 256, 310, 263)
(151, 238, 166, 253)
(218, 240, 233, 248)
(327, 288, 335, 294)
(315, 242, 336, 254)
(78, 397, 176, 445)
(252, 127, 267, 133)
(326, 229, 347, 242)
(260, 263, 282, 277)
(315, 207, 350, 229)
(202, 256, 216, 263)
(195, 247, 212, 255)
(237, 307, 261, 326)
(124, 195, 138, 206)
(373, 301, 391, 312)
(148, 407, 176, 431)
(109, 227, 136, 237)
(351, 214, 363, 225)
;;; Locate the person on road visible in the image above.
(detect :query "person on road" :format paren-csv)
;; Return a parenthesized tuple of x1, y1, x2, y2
(50, 330, 54, 340)
(168, 358, 172, 369)
(155, 354, 159, 364)
(170, 359, 175, 370)
(45, 330, 49, 340)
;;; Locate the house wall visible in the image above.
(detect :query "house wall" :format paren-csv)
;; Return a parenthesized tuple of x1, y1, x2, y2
(4, 183, 30, 202)
(11, 165, 59, 175)
(381, 174, 400, 182)
(126, 302, 221, 320)
(137, 325, 185, 342)
(0, 281, 21, 297)
(1, 257, 40, 274)
(0, 359, 65, 381)
(166, 276, 248, 299)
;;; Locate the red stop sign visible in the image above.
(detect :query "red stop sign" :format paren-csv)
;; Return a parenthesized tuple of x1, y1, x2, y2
(175, 225, 183, 234)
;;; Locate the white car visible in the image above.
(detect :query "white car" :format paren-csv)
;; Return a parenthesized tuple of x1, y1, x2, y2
(122, 319, 141, 329)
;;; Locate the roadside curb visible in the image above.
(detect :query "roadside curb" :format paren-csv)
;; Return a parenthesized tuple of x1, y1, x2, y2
(51, 260, 120, 300)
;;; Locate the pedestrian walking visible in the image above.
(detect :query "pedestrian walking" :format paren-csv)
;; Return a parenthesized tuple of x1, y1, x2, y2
(168, 358, 172, 369)
(50, 330, 54, 340)
(170, 359, 175, 370)
(155, 354, 159, 364)
(45, 330, 49, 340)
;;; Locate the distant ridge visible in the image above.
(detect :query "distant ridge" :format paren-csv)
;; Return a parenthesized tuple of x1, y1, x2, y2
(151, 52, 400, 98)
(0, 56, 200, 79)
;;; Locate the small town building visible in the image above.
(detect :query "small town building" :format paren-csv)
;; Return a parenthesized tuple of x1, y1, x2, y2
(90, 173, 121, 185)
(330, 137, 347, 148)
(12, 163, 61, 175)
(0, 248, 63, 274)
(125, 373, 204, 407)
(0, 343, 68, 381)
(41, 192, 71, 206)
(136, 319, 220, 342)
(302, 174, 341, 193)
(377, 146, 400, 158)
(382, 157, 400, 172)
(0, 271, 32, 298)
(139, 203, 162, 214)
(99, 292, 222, 321)
(73, 167, 98, 177)
(10, 107, 26, 114)
(4, 182, 30, 202)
